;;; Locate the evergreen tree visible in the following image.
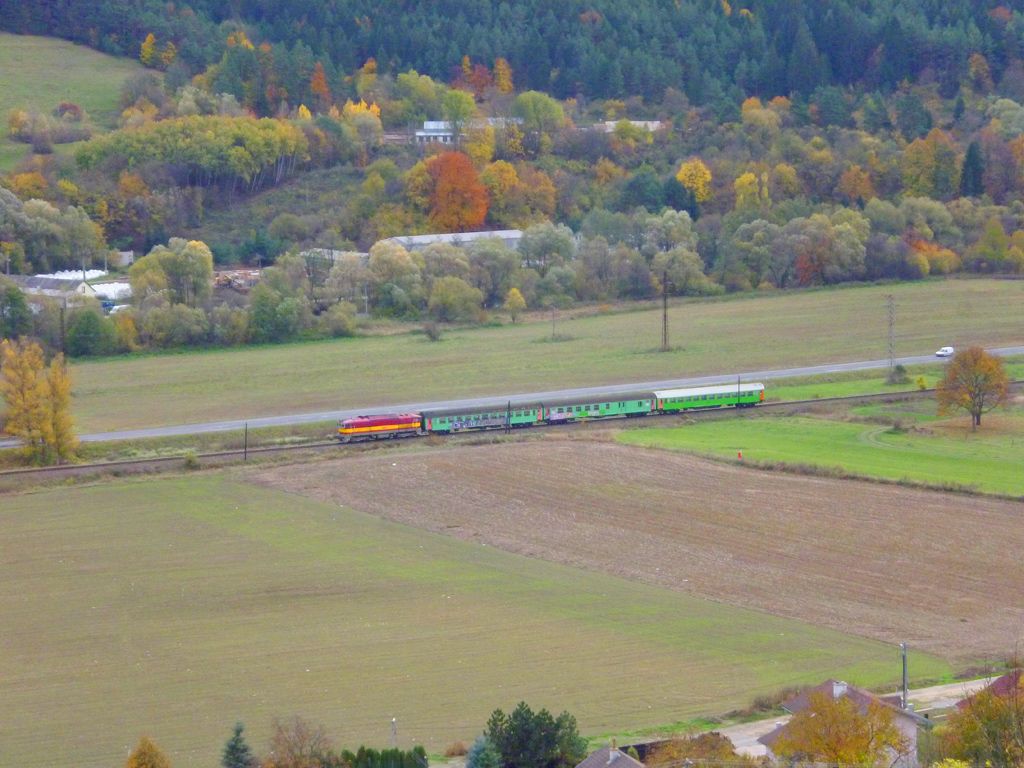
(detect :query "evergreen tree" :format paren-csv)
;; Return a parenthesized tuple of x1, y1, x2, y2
(466, 736, 501, 768)
(222, 722, 256, 768)
(0, 277, 30, 339)
(959, 140, 984, 197)
(894, 91, 933, 141)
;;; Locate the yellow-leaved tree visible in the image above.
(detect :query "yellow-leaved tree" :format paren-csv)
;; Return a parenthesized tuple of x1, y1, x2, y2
(675, 158, 713, 203)
(125, 736, 172, 768)
(773, 691, 908, 766)
(504, 287, 527, 323)
(139, 33, 157, 67)
(1, 338, 49, 462)
(1, 340, 77, 465)
(936, 346, 1009, 430)
(46, 354, 77, 463)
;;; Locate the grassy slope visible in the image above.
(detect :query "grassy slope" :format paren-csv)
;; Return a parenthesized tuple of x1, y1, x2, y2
(69, 279, 1024, 432)
(0, 474, 949, 768)
(617, 405, 1024, 496)
(0, 33, 143, 171)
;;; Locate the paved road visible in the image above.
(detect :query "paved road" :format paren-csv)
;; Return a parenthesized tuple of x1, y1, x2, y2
(3, 345, 1023, 447)
(722, 678, 992, 756)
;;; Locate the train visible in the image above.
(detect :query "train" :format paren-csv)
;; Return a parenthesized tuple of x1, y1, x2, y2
(336, 382, 765, 442)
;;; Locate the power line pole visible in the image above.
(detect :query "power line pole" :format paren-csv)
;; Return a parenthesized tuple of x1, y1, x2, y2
(887, 293, 896, 371)
(661, 270, 669, 352)
(900, 642, 908, 709)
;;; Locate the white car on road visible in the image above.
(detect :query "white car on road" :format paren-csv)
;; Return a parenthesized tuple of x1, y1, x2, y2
(935, 346, 955, 357)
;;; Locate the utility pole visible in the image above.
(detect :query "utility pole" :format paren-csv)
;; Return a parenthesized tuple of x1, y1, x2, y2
(389, 717, 397, 749)
(661, 270, 669, 352)
(59, 297, 67, 355)
(887, 294, 896, 371)
(900, 642, 909, 709)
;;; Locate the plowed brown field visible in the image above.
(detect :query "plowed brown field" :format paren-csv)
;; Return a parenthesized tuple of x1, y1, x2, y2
(252, 440, 1024, 661)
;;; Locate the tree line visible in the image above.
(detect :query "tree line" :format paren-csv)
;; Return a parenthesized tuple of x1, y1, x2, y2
(4, 1, 1023, 107)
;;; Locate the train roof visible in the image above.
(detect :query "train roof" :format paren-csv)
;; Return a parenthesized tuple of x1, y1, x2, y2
(653, 382, 764, 398)
(420, 391, 657, 417)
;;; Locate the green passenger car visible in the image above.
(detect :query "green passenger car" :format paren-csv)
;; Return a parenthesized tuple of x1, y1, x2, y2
(422, 402, 544, 433)
(654, 383, 764, 412)
(543, 393, 655, 423)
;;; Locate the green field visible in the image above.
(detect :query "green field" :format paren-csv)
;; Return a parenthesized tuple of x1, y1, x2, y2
(763, 358, 1024, 401)
(67, 279, 1024, 433)
(0, 33, 143, 170)
(1, 473, 949, 768)
(618, 406, 1024, 497)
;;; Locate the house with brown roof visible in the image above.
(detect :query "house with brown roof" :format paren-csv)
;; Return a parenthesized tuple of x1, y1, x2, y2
(758, 680, 929, 768)
(956, 669, 1022, 710)
(575, 742, 645, 768)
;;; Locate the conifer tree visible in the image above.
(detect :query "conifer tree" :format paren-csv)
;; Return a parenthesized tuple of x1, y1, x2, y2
(222, 722, 256, 768)
(960, 140, 985, 197)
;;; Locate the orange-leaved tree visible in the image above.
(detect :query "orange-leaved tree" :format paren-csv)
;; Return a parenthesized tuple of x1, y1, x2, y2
(772, 691, 908, 766)
(936, 346, 1009, 430)
(427, 151, 488, 231)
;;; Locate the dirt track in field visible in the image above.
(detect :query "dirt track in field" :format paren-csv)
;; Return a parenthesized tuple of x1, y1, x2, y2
(251, 439, 1024, 660)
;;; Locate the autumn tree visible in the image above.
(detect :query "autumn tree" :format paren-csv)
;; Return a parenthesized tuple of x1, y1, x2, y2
(503, 287, 526, 322)
(139, 33, 158, 67)
(441, 88, 476, 145)
(309, 62, 332, 111)
(428, 276, 483, 322)
(939, 684, 1024, 768)
(838, 164, 876, 205)
(45, 353, 77, 463)
(646, 732, 755, 768)
(0, 338, 49, 462)
(493, 58, 514, 93)
(675, 158, 712, 203)
(130, 238, 214, 307)
(902, 128, 962, 200)
(427, 152, 488, 231)
(936, 346, 1009, 429)
(125, 736, 171, 768)
(773, 691, 908, 766)
(264, 716, 332, 768)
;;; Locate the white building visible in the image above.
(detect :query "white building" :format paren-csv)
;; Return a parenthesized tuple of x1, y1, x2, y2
(380, 230, 523, 252)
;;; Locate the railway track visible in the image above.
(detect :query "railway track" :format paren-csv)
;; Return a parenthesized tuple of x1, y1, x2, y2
(1, 383, 1018, 483)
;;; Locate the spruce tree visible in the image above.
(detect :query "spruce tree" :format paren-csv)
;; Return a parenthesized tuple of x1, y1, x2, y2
(959, 140, 985, 197)
(222, 722, 256, 768)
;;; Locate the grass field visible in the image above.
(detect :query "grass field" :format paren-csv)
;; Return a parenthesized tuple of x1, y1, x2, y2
(617, 402, 1024, 496)
(0, 33, 143, 170)
(1, 473, 949, 768)
(764, 359, 1024, 401)
(66, 279, 1024, 433)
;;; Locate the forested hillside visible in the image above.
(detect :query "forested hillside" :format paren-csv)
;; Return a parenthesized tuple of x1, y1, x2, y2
(3, 1, 1024, 359)
(4, 1, 1024, 105)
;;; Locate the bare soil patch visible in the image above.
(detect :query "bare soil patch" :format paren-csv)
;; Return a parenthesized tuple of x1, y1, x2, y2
(251, 440, 1024, 661)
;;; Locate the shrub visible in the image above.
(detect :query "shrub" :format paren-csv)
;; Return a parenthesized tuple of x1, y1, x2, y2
(422, 321, 442, 341)
(444, 741, 469, 757)
(886, 364, 910, 385)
